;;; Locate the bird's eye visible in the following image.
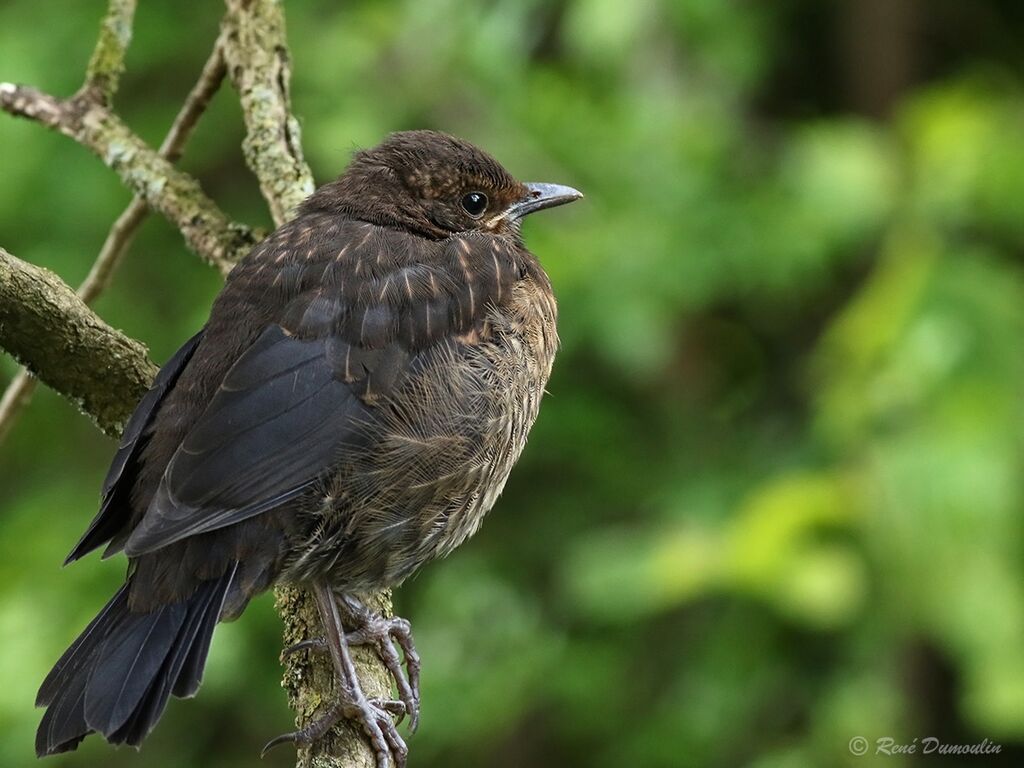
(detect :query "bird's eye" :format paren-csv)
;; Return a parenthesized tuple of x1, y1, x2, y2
(461, 192, 488, 218)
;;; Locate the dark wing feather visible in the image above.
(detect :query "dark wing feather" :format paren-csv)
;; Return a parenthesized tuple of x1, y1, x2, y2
(65, 330, 205, 565)
(123, 326, 374, 556)
(122, 225, 519, 558)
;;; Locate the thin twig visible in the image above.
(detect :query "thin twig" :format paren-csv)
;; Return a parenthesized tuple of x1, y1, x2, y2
(0, 42, 228, 445)
(0, 81, 255, 272)
(159, 39, 228, 163)
(0, 375, 38, 446)
(80, 36, 229, 299)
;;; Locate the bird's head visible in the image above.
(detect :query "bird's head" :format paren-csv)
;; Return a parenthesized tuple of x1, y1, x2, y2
(305, 130, 582, 239)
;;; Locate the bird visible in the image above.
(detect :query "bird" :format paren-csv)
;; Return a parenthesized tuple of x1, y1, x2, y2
(34, 130, 581, 767)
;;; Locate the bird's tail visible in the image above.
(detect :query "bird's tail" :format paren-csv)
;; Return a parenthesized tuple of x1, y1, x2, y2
(35, 564, 237, 756)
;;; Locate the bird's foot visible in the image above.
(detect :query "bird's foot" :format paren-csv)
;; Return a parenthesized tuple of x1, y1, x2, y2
(340, 596, 421, 733)
(281, 596, 421, 732)
(269, 583, 412, 766)
(261, 695, 408, 767)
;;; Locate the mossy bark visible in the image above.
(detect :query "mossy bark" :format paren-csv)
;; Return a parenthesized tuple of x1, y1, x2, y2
(222, 0, 315, 226)
(0, 247, 157, 436)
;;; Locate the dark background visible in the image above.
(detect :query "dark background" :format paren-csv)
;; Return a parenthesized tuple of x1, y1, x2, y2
(2, 1, 1024, 766)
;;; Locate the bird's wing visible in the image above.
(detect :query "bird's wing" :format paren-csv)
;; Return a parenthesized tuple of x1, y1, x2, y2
(122, 225, 521, 557)
(65, 330, 205, 564)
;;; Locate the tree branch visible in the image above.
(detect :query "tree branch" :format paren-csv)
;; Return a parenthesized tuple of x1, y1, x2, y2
(0, 247, 157, 436)
(222, 0, 315, 225)
(80, 0, 137, 106)
(0, 82, 254, 274)
(0, 40, 228, 446)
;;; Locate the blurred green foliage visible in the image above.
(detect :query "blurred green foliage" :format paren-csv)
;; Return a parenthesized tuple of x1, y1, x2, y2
(2, 1, 1024, 766)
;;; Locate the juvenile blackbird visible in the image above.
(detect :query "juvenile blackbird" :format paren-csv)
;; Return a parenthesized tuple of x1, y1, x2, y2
(35, 130, 581, 766)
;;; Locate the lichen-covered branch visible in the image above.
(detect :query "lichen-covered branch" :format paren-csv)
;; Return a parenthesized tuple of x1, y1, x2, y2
(0, 42, 228, 446)
(0, 247, 157, 436)
(220, 4, 394, 767)
(222, 0, 315, 225)
(80, 0, 137, 106)
(0, 83, 255, 274)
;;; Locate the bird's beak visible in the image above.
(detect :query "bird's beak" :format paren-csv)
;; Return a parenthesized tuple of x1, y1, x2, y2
(508, 182, 583, 220)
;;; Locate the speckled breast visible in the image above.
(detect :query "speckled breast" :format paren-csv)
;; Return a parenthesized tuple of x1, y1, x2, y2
(284, 277, 558, 592)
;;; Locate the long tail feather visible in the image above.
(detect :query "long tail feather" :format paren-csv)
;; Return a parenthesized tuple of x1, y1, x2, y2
(35, 566, 235, 756)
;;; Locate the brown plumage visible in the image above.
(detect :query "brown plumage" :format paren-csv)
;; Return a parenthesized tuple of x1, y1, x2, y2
(36, 130, 580, 765)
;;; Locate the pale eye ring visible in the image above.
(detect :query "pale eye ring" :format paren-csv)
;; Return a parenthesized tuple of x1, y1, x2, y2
(461, 191, 488, 218)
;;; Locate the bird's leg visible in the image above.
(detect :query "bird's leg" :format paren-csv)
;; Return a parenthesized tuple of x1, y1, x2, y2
(281, 593, 421, 733)
(265, 581, 407, 768)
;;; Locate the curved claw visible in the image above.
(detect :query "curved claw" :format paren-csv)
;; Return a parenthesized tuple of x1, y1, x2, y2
(260, 701, 343, 758)
(260, 731, 297, 759)
(260, 698, 406, 767)
(280, 637, 327, 661)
